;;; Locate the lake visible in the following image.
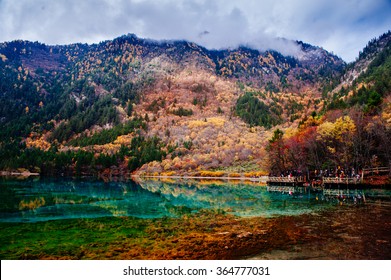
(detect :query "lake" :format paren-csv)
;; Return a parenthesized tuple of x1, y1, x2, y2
(0, 177, 338, 222)
(1, 177, 390, 259)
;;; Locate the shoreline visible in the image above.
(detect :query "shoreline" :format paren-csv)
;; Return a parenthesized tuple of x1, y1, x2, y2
(1, 171, 389, 188)
(0, 171, 40, 177)
(132, 174, 269, 183)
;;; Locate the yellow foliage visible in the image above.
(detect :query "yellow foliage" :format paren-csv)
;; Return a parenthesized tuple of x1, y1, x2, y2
(25, 136, 51, 151)
(317, 116, 356, 141)
(382, 101, 391, 128)
(160, 171, 176, 176)
(300, 116, 322, 129)
(188, 117, 226, 129)
(197, 179, 227, 186)
(244, 171, 266, 177)
(19, 197, 45, 210)
(114, 135, 133, 145)
(207, 117, 226, 127)
(317, 121, 334, 138)
(228, 172, 241, 177)
(198, 170, 225, 177)
(188, 120, 208, 128)
(159, 177, 177, 184)
(283, 127, 298, 138)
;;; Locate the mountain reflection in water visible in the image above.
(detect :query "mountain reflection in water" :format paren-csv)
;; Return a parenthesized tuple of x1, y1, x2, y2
(0, 177, 387, 223)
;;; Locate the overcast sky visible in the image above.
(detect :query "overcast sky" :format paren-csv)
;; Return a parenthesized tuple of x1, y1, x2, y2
(0, 0, 390, 62)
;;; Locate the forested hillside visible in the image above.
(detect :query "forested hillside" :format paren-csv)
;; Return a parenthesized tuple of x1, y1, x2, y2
(266, 31, 391, 180)
(0, 32, 389, 178)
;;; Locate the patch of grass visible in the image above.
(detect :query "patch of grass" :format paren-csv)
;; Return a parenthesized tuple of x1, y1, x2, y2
(0, 217, 148, 259)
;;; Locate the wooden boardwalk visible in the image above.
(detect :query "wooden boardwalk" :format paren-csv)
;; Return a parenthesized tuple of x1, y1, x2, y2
(266, 176, 305, 187)
(267, 177, 303, 183)
(267, 176, 364, 187)
(267, 184, 368, 203)
(266, 186, 308, 194)
(323, 188, 363, 196)
(322, 177, 362, 185)
(266, 167, 389, 187)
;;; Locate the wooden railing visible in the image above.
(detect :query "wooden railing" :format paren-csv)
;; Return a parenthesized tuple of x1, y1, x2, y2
(322, 177, 362, 184)
(267, 176, 305, 183)
(267, 186, 308, 194)
(362, 167, 390, 176)
(267, 186, 295, 192)
(323, 189, 364, 196)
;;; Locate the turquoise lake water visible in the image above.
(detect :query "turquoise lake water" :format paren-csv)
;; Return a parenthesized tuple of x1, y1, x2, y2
(0, 177, 387, 223)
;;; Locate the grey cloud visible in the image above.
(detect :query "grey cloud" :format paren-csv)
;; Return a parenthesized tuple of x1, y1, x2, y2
(0, 0, 390, 61)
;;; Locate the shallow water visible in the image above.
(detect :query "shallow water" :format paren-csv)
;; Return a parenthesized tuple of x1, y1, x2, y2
(0, 177, 350, 222)
(1, 177, 390, 260)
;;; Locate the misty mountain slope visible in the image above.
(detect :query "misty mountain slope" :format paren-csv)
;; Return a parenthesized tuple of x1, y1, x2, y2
(326, 31, 391, 113)
(332, 31, 391, 94)
(2, 33, 386, 176)
(264, 31, 391, 177)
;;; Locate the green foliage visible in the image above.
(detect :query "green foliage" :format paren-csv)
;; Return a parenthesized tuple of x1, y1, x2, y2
(217, 106, 224, 114)
(269, 129, 284, 145)
(192, 96, 207, 108)
(67, 118, 147, 147)
(171, 107, 193, 117)
(127, 136, 167, 171)
(237, 82, 245, 91)
(280, 75, 289, 88)
(235, 92, 282, 129)
(191, 84, 204, 93)
(51, 95, 119, 143)
(327, 95, 348, 110)
(290, 114, 300, 122)
(285, 99, 304, 115)
(146, 98, 165, 113)
(358, 31, 391, 60)
(0, 61, 69, 141)
(183, 141, 193, 150)
(0, 143, 97, 176)
(327, 32, 390, 114)
(0, 31, 389, 176)
(0, 134, 168, 174)
(127, 102, 133, 116)
(265, 81, 279, 93)
(95, 153, 118, 168)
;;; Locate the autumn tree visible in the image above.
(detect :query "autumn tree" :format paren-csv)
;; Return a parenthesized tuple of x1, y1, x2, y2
(316, 116, 356, 168)
(266, 129, 287, 175)
(285, 126, 320, 172)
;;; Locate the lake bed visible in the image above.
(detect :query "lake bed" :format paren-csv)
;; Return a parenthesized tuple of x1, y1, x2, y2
(1, 177, 390, 259)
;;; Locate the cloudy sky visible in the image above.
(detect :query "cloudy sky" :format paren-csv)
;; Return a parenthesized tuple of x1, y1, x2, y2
(0, 0, 390, 62)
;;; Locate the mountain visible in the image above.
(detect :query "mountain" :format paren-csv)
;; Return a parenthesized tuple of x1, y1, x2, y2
(0, 32, 389, 178)
(332, 31, 391, 95)
(324, 31, 391, 112)
(267, 31, 391, 181)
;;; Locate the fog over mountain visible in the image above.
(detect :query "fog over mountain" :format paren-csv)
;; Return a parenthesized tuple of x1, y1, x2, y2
(1, 0, 390, 62)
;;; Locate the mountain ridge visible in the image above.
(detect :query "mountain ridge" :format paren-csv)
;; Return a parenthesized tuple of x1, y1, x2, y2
(0, 32, 389, 177)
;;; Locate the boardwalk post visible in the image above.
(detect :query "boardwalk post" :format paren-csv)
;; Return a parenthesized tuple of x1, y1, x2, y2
(362, 168, 364, 182)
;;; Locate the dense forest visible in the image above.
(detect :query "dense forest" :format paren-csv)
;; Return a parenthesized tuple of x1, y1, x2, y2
(0, 31, 390, 178)
(266, 31, 391, 177)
